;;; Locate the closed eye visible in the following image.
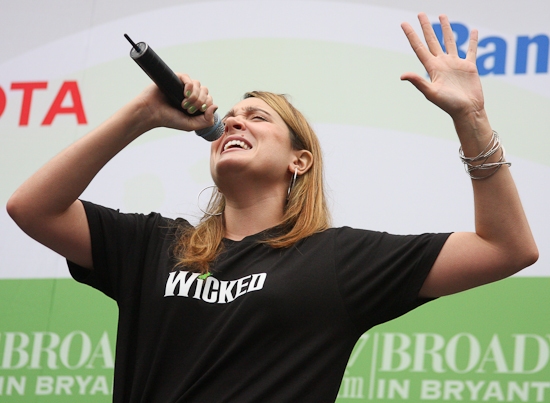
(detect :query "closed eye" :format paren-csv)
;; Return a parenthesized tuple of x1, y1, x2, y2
(251, 115, 267, 121)
(222, 106, 272, 124)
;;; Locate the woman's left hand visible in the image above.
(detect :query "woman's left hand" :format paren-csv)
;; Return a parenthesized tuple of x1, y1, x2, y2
(400, 13, 484, 121)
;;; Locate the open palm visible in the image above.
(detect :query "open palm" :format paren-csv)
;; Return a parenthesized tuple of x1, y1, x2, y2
(401, 13, 484, 119)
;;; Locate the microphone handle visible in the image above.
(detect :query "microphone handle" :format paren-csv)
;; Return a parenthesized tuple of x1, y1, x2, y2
(125, 35, 223, 141)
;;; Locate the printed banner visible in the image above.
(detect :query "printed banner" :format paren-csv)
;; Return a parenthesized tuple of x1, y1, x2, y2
(1, 1, 548, 401)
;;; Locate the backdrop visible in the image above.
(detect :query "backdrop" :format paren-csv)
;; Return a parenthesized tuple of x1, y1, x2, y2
(1, 0, 549, 401)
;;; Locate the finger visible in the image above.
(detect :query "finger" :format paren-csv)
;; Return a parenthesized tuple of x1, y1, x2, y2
(188, 84, 210, 114)
(174, 103, 218, 131)
(400, 72, 432, 98)
(176, 73, 213, 115)
(401, 21, 433, 67)
(184, 80, 201, 103)
(186, 103, 218, 131)
(417, 12, 444, 56)
(179, 73, 192, 98)
(200, 94, 213, 112)
(466, 29, 479, 62)
(439, 14, 458, 56)
(177, 74, 195, 111)
(198, 85, 210, 104)
(182, 80, 203, 113)
(203, 103, 218, 123)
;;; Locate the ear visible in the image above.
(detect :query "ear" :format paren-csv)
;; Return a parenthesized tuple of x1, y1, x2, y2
(289, 149, 313, 175)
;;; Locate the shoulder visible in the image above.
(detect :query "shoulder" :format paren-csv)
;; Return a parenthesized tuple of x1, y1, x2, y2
(81, 200, 187, 224)
(305, 227, 450, 263)
(293, 227, 384, 257)
(309, 226, 399, 245)
(296, 226, 389, 249)
(327, 226, 449, 244)
(82, 201, 193, 249)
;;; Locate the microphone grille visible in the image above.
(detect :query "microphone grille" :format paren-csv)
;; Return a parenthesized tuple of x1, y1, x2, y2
(195, 113, 224, 142)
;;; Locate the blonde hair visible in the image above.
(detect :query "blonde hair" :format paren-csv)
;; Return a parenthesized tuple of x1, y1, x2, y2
(173, 91, 331, 273)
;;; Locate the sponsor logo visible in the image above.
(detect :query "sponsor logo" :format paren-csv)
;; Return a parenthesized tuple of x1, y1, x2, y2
(338, 332, 550, 401)
(0, 81, 87, 125)
(433, 22, 549, 76)
(0, 330, 114, 397)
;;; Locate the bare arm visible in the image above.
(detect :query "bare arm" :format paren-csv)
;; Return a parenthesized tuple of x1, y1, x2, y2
(400, 13, 538, 297)
(6, 75, 216, 270)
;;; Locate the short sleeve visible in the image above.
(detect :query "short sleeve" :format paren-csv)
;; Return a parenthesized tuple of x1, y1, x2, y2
(333, 227, 450, 334)
(67, 200, 181, 301)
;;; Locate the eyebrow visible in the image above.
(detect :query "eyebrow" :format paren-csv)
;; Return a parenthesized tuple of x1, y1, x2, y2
(223, 106, 273, 121)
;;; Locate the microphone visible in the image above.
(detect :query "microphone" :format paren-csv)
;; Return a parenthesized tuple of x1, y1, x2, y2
(124, 34, 224, 141)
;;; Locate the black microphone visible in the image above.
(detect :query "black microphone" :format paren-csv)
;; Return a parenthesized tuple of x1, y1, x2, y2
(124, 34, 224, 141)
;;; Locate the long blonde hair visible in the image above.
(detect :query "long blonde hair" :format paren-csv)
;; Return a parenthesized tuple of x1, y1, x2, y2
(173, 91, 331, 273)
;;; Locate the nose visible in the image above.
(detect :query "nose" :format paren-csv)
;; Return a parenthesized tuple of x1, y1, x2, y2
(223, 115, 245, 134)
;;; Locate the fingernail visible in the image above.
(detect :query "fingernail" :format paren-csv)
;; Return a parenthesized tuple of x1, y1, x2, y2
(188, 105, 197, 114)
(201, 104, 207, 112)
(185, 90, 192, 97)
(183, 101, 190, 109)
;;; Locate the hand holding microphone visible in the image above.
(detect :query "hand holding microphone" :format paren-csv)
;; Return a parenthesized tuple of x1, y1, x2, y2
(124, 34, 224, 141)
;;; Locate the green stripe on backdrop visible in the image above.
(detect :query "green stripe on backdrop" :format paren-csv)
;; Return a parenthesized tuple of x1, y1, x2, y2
(0, 277, 548, 402)
(0, 279, 116, 402)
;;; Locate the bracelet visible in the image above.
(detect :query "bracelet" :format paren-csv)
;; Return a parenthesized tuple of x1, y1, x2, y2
(459, 130, 512, 180)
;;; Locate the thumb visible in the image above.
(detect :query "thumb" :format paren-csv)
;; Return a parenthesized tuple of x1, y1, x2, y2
(202, 104, 219, 126)
(400, 72, 432, 97)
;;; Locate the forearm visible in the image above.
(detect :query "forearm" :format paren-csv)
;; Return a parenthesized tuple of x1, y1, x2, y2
(454, 110, 538, 269)
(421, 111, 537, 297)
(7, 99, 152, 225)
(7, 76, 214, 268)
(405, 14, 538, 297)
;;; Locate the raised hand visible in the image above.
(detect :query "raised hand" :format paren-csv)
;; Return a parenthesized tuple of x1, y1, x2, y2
(135, 73, 217, 133)
(400, 13, 484, 121)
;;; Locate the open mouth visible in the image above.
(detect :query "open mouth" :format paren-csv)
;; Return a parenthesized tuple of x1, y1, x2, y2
(223, 139, 252, 152)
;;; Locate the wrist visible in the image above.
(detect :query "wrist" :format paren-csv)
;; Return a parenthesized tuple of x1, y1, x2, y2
(452, 108, 493, 150)
(452, 107, 488, 131)
(118, 97, 159, 137)
(459, 130, 511, 180)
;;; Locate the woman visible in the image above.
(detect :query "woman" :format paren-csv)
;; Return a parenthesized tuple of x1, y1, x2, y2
(6, 13, 538, 402)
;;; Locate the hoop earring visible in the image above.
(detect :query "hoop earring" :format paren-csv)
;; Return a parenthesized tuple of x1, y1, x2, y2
(287, 168, 298, 200)
(197, 186, 223, 217)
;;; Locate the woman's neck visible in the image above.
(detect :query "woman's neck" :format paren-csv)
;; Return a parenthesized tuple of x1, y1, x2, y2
(222, 189, 287, 241)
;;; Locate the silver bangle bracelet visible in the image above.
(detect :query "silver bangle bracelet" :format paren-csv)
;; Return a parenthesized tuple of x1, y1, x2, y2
(459, 131, 512, 180)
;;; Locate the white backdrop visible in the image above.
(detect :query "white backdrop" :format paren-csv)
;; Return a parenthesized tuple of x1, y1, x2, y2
(1, 0, 549, 278)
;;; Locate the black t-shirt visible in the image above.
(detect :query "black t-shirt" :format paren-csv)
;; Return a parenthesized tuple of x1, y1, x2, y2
(68, 201, 450, 402)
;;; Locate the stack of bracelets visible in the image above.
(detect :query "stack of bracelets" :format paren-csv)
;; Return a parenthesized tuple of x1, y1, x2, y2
(459, 130, 512, 180)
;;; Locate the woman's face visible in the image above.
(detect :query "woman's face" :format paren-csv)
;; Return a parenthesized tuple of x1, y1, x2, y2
(210, 97, 296, 189)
